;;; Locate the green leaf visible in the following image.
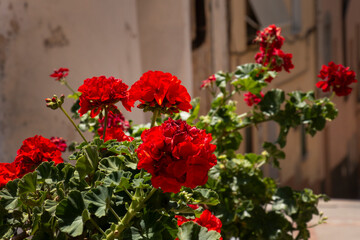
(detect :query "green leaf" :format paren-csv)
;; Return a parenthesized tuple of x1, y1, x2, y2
(191, 189, 220, 206)
(18, 172, 38, 194)
(75, 145, 99, 179)
(272, 187, 297, 215)
(55, 190, 87, 237)
(44, 199, 58, 216)
(36, 161, 59, 185)
(98, 156, 126, 173)
(0, 179, 20, 210)
(84, 185, 113, 218)
(103, 170, 132, 191)
(177, 221, 221, 240)
(259, 89, 285, 115)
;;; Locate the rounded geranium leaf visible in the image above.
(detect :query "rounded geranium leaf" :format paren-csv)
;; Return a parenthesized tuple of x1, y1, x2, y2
(177, 221, 222, 240)
(55, 190, 87, 237)
(84, 185, 113, 218)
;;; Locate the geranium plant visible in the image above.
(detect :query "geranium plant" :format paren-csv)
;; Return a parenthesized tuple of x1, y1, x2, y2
(0, 25, 357, 240)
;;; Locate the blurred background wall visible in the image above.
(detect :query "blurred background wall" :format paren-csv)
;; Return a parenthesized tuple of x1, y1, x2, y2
(0, 0, 359, 199)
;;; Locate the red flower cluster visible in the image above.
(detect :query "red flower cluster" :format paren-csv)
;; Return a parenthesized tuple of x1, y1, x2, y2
(128, 71, 192, 114)
(316, 61, 357, 96)
(244, 92, 264, 107)
(50, 137, 67, 152)
(50, 67, 69, 81)
(176, 210, 223, 240)
(137, 118, 217, 193)
(100, 127, 134, 143)
(254, 25, 294, 83)
(254, 24, 284, 50)
(0, 135, 63, 188)
(78, 76, 131, 118)
(201, 74, 216, 89)
(98, 111, 130, 136)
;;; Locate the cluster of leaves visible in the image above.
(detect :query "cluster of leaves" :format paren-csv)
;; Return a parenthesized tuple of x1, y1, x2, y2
(0, 139, 220, 240)
(176, 63, 333, 239)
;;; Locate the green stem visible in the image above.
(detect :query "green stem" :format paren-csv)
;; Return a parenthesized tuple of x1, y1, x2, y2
(103, 106, 109, 141)
(110, 206, 121, 222)
(151, 109, 159, 128)
(89, 218, 106, 237)
(59, 106, 88, 143)
(106, 188, 157, 240)
(63, 81, 76, 94)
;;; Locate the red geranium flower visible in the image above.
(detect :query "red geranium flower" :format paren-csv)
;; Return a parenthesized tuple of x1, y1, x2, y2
(100, 126, 134, 143)
(137, 118, 217, 193)
(98, 111, 130, 136)
(244, 91, 264, 107)
(50, 67, 69, 81)
(78, 76, 131, 118)
(316, 61, 357, 96)
(50, 137, 67, 152)
(14, 135, 63, 178)
(254, 25, 294, 83)
(128, 71, 192, 114)
(176, 210, 223, 240)
(201, 74, 216, 89)
(0, 163, 17, 188)
(254, 24, 284, 50)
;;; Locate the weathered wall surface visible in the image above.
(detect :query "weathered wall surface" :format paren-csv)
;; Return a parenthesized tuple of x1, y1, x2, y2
(0, 0, 193, 163)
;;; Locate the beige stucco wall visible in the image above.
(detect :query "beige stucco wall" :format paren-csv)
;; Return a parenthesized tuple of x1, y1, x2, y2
(0, 0, 193, 163)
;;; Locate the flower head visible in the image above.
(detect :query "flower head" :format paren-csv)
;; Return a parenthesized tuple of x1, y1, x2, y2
(0, 163, 17, 188)
(201, 74, 216, 89)
(244, 92, 264, 107)
(176, 210, 223, 239)
(254, 24, 284, 50)
(137, 118, 217, 193)
(50, 67, 69, 81)
(316, 61, 357, 96)
(50, 137, 67, 152)
(128, 71, 192, 114)
(14, 135, 63, 178)
(78, 76, 131, 118)
(98, 111, 129, 136)
(100, 126, 134, 143)
(254, 25, 294, 83)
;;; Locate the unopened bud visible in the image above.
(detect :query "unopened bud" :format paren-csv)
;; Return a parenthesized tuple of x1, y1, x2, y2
(45, 94, 65, 110)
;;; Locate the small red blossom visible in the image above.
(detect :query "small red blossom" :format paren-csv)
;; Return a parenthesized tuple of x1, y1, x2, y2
(0, 163, 17, 188)
(176, 210, 223, 240)
(128, 71, 192, 114)
(50, 137, 67, 152)
(201, 74, 216, 88)
(244, 92, 264, 107)
(255, 49, 294, 83)
(188, 204, 199, 210)
(78, 76, 131, 118)
(50, 67, 69, 81)
(137, 118, 217, 193)
(254, 24, 284, 50)
(100, 126, 134, 142)
(316, 61, 357, 96)
(14, 135, 63, 178)
(98, 112, 130, 136)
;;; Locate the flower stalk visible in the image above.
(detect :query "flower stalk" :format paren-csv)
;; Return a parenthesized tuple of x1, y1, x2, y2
(59, 105, 88, 143)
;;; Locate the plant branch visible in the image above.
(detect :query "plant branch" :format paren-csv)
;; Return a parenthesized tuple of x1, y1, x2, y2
(89, 218, 106, 237)
(60, 106, 88, 143)
(103, 106, 109, 141)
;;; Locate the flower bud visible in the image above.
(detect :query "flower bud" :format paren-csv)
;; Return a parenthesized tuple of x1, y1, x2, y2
(45, 94, 65, 110)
